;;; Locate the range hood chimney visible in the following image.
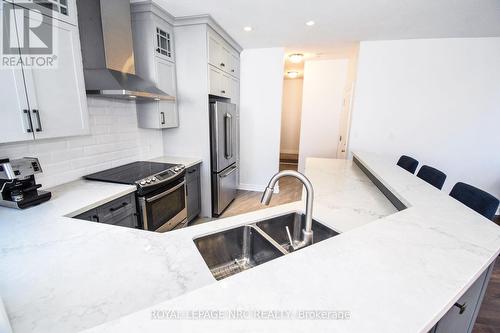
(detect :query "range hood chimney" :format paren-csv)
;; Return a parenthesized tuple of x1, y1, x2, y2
(76, 0, 174, 101)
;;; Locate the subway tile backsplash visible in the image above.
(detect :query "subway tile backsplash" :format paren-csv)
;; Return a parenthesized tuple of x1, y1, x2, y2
(0, 97, 163, 189)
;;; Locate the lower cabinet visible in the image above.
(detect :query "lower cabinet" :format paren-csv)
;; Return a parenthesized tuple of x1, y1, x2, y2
(430, 261, 495, 333)
(74, 193, 139, 229)
(186, 164, 201, 222)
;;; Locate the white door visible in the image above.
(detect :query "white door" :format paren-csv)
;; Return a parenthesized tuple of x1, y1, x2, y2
(337, 83, 355, 159)
(0, 2, 34, 143)
(19, 10, 89, 140)
(155, 57, 178, 128)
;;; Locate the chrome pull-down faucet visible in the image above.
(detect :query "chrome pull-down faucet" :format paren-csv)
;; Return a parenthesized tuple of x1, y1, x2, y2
(261, 170, 314, 249)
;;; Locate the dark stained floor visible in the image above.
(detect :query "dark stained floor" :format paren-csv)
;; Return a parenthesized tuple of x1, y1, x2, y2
(473, 216, 500, 333)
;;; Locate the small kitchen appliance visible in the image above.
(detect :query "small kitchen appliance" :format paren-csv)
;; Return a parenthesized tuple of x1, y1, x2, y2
(0, 158, 51, 209)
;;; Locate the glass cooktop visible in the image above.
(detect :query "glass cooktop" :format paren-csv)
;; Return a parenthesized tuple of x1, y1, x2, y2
(84, 161, 179, 185)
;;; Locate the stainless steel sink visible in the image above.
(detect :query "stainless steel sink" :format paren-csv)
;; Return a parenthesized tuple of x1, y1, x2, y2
(256, 213, 339, 252)
(194, 225, 285, 280)
(194, 213, 340, 280)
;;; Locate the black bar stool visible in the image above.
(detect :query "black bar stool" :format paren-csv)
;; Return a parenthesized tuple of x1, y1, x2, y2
(417, 165, 447, 190)
(450, 182, 499, 221)
(397, 155, 419, 174)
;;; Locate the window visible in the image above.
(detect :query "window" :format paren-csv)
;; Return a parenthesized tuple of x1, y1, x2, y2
(156, 28, 172, 58)
(34, 0, 69, 16)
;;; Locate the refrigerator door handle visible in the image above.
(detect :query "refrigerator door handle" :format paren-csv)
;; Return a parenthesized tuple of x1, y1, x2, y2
(221, 165, 238, 178)
(224, 113, 233, 159)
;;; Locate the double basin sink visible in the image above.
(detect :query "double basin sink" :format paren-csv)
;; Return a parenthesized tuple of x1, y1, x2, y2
(194, 213, 339, 280)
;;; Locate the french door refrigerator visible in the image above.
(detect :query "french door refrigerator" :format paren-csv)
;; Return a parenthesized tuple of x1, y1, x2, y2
(210, 101, 238, 217)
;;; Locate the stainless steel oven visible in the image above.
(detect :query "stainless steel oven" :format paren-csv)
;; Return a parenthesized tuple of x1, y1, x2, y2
(85, 161, 188, 233)
(138, 177, 187, 232)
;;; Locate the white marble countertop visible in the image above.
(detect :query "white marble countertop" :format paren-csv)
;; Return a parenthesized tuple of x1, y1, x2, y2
(1, 152, 499, 332)
(149, 156, 202, 169)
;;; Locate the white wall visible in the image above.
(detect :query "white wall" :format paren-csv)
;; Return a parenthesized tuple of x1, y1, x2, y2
(0, 98, 163, 188)
(162, 24, 212, 217)
(239, 47, 285, 192)
(350, 38, 500, 200)
(280, 78, 303, 155)
(298, 59, 349, 171)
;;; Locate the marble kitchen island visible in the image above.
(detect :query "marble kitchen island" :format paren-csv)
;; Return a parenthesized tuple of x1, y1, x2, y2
(1, 152, 499, 332)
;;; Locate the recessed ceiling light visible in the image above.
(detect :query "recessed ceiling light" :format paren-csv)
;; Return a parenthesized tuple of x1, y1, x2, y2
(306, 20, 315, 26)
(288, 53, 304, 64)
(243, 26, 253, 32)
(287, 71, 299, 79)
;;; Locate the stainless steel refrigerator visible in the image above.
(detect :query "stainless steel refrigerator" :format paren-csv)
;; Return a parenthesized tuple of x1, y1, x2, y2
(210, 101, 238, 217)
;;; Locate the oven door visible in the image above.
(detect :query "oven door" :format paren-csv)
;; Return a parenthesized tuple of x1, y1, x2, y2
(139, 178, 187, 232)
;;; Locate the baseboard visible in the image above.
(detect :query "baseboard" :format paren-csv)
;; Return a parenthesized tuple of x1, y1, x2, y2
(239, 183, 280, 193)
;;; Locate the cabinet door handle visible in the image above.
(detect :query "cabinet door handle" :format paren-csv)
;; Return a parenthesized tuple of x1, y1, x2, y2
(188, 169, 196, 174)
(110, 202, 129, 212)
(23, 109, 33, 133)
(32, 109, 43, 132)
(220, 62, 225, 67)
(221, 90, 226, 94)
(161, 112, 166, 125)
(91, 215, 100, 222)
(454, 302, 467, 314)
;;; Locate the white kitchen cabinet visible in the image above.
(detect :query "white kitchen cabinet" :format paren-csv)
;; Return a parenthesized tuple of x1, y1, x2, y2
(131, 1, 179, 129)
(20, 13, 89, 140)
(209, 65, 231, 98)
(0, 1, 89, 144)
(207, 29, 240, 79)
(228, 51, 240, 78)
(137, 57, 178, 129)
(8, 0, 77, 26)
(0, 68, 34, 143)
(208, 32, 223, 69)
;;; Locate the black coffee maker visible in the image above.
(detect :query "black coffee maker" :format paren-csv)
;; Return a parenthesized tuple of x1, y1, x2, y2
(0, 157, 51, 209)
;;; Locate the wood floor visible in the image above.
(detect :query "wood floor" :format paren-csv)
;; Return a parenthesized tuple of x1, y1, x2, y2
(220, 163, 302, 218)
(473, 222, 500, 333)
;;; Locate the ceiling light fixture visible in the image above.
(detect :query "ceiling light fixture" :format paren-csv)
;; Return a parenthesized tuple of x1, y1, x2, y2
(288, 53, 304, 63)
(287, 71, 299, 79)
(306, 20, 315, 26)
(243, 26, 253, 32)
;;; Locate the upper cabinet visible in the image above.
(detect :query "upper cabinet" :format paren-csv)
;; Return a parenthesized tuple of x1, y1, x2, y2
(207, 29, 240, 99)
(7, 0, 78, 26)
(131, 1, 179, 129)
(0, 0, 89, 144)
(208, 30, 240, 79)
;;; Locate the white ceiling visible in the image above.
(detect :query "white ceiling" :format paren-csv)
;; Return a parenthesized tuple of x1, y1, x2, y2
(145, 0, 500, 54)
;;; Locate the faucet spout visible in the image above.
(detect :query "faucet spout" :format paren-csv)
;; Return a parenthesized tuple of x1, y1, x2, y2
(260, 170, 314, 248)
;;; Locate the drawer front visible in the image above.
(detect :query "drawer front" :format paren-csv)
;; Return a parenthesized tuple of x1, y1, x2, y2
(109, 213, 138, 229)
(97, 193, 136, 224)
(186, 164, 200, 182)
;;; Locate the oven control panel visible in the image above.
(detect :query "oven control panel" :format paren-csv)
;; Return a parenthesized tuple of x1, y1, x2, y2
(136, 165, 185, 188)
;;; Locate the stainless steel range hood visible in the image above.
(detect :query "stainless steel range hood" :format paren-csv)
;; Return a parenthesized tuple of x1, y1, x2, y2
(76, 0, 174, 101)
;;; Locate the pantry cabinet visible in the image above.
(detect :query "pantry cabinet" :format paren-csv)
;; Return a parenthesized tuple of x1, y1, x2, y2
(0, 0, 89, 144)
(131, 1, 179, 129)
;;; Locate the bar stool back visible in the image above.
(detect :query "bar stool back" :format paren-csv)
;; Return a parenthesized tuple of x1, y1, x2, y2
(397, 155, 419, 174)
(417, 165, 447, 190)
(450, 182, 499, 221)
